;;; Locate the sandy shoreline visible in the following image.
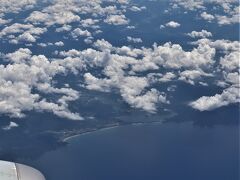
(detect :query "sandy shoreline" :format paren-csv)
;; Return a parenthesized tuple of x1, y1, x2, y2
(63, 125, 120, 142)
(62, 121, 163, 142)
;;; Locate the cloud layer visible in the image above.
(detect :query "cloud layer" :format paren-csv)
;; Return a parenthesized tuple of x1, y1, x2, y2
(0, 0, 239, 121)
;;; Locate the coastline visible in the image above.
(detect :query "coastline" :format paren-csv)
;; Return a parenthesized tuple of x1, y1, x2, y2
(62, 121, 163, 142)
(62, 124, 120, 142)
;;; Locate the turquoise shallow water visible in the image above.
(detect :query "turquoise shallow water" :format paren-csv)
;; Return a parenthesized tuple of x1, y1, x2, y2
(30, 122, 239, 180)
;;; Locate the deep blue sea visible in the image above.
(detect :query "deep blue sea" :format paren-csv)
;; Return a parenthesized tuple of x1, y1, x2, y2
(26, 122, 239, 180)
(0, 1, 239, 180)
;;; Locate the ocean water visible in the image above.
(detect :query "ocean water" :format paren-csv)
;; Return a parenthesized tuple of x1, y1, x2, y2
(0, 1, 239, 179)
(29, 122, 239, 180)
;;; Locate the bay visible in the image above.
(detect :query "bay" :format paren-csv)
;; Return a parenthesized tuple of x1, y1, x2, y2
(31, 122, 239, 180)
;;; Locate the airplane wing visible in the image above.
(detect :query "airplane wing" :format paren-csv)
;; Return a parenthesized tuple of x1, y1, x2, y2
(0, 160, 45, 180)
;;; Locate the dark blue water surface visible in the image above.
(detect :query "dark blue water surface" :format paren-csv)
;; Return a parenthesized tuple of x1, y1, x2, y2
(28, 122, 239, 180)
(0, 1, 239, 180)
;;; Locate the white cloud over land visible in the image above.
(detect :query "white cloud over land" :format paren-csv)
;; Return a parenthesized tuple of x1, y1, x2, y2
(0, 0, 239, 120)
(190, 86, 239, 111)
(165, 21, 181, 28)
(0, 48, 84, 120)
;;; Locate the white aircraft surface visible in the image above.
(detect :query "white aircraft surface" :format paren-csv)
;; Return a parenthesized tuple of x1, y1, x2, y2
(0, 160, 45, 180)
